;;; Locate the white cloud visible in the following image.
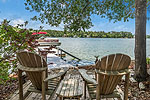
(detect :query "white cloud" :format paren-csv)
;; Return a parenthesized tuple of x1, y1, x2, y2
(43, 22, 64, 30)
(26, 21, 41, 29)
(10, 19, 25, 27)
(0, 18, 2, 22)
(25, 21, 64, 30)
(114, 25, 128, 31)
(88, 20, 135, 34)
(1, 0, 7, 3)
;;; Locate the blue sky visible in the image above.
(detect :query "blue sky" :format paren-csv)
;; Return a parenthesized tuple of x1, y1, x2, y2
(0, 0, 150, 34)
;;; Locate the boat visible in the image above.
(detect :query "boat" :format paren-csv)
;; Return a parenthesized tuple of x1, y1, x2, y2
(37, 38, 61, 46)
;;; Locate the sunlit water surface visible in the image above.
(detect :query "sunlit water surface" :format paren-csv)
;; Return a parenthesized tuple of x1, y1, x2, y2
(58, 38, 150, 62)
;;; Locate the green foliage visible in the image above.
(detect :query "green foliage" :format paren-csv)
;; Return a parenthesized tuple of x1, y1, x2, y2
(147, 35, 150, 38)
(0, 19, 37, 84)
(0, 61, 10, 84)
(146, 57, 150, 64)
(43, 29, 134, 38)
(24, 0, 135, 32)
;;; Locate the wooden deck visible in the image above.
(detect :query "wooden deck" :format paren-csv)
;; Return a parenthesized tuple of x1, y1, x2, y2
(8, 69, 125, 100)
(8, 52, 128, 100)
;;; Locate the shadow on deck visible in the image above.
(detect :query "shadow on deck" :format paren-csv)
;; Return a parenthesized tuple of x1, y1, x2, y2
(8, 69, 125, 100)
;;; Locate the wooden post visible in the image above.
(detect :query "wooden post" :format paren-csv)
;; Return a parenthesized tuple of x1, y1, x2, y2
(59, 96, 63, 100)
(60, 50, 62, 58)
(95, 72, 97, 81)
(18, 69, 23, 100)
(117, 97, 122, 100)
(95, 57, 98, 81)
(42, 71, 46, 100)
(124, 73, 130, 100)
(57, 48, 59, 56)
(78, 97, 80, 100)
(84, 81, 86, 99)
(96, 74, 101, 100)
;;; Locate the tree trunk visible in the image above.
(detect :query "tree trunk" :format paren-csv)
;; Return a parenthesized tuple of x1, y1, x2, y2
(134, 0, 148, 82)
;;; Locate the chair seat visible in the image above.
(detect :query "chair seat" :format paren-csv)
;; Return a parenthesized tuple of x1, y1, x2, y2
(27, 78, 61, 95)
(87, 83, 121, 99)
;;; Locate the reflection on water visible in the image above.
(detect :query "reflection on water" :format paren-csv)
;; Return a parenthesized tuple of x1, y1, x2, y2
(59, 38, 150, 61)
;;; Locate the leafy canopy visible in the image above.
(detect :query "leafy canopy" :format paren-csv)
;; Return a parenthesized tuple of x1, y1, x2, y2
(24, 0, 135, 32)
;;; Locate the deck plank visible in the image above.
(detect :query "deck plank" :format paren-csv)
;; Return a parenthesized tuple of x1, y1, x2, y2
(8, 69, 123, 100)
(9, 80, 31, 100)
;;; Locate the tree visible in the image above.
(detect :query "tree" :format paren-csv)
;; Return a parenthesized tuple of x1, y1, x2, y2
(24, 0, 150, 81)
(134, 0, 148, 82)
(24, 0, 134, 32)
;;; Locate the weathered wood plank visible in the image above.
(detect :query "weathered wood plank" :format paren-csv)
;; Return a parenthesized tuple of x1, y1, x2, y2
(64, 79, 72, 97)
(59, 79, 69, 96)
(9, 72, 123, 100)
(9, 81, 32, 100)
(77, 79, 83, 97)
(56, 69, 83, 99)
(62, 78, 82, 97)
(73, 79, 78, 97)
(56, 80, 65, 95)
(78, 69, 97, 85)
(67, 79, 74, 97)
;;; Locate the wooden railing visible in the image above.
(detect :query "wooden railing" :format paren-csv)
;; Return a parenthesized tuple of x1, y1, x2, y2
(56, 47, 81, 61)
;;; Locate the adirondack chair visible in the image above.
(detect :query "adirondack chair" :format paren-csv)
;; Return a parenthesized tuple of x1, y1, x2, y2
(17, 51, 68, 100)
(79, 53, 131, 100)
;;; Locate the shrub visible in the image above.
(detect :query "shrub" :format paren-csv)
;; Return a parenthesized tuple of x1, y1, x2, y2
(0, 19, 37, 84)
(146, 57, 150, 65)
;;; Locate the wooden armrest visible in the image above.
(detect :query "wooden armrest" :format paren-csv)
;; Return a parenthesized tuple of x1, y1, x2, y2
(17, 64, 47, 72)
(78, 69, 97, 85)
(95, 69, 130, 76)
(44, 67, 69, 82)
(78, 64, 96, 70)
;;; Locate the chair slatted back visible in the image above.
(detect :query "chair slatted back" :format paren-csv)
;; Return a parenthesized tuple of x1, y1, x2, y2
(17, 51, 47, 90)
(96, 53, 131, 95)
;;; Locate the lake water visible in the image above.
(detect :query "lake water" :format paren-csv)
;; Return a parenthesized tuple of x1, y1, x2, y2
(58, 38, 150, 62)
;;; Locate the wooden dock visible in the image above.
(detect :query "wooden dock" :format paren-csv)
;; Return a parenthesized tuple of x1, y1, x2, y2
(8, 68, 124, 100)
(7, 50, 126, 100)
(47, 54, 74, 69)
